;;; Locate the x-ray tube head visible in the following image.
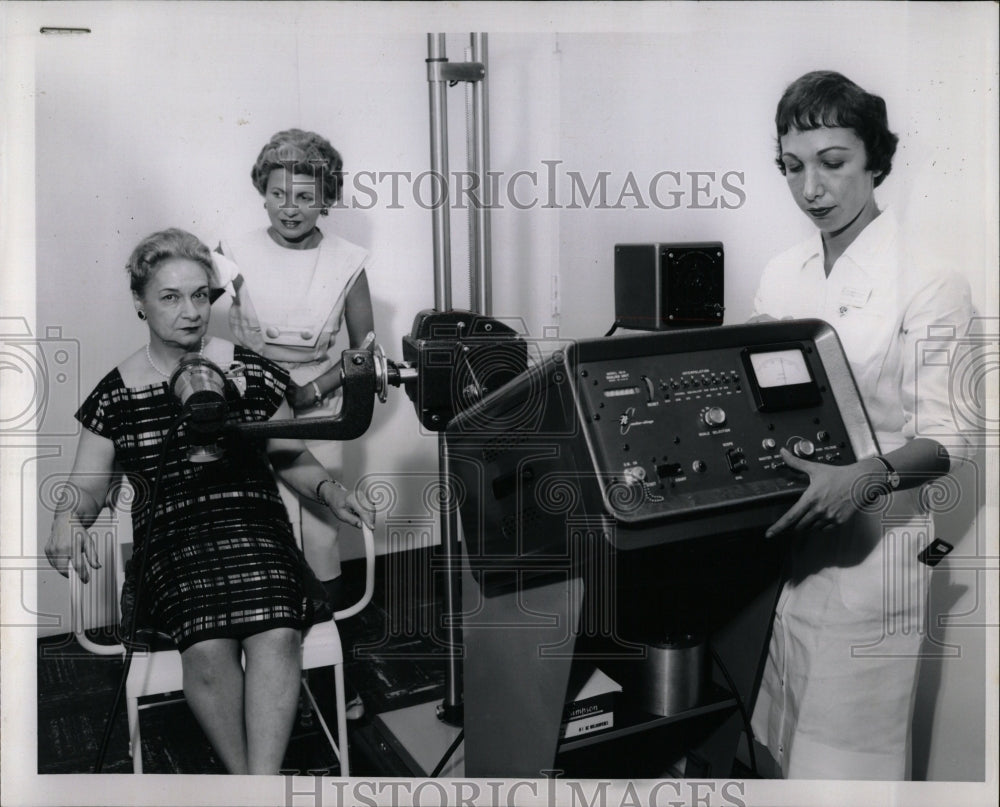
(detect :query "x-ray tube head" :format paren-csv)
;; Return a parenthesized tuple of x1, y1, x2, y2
(170, 354, 229, 462)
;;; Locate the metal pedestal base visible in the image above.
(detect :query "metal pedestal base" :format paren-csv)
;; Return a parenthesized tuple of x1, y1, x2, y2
(372, 701, 464, 777)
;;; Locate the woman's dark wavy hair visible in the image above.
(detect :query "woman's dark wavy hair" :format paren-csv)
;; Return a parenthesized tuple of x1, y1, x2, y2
(250, 128, 343, 212)
(127, 228, 214, 296)
(775, 71, 898, 187)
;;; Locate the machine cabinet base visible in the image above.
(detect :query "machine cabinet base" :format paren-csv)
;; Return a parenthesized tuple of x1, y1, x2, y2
(461, 532, 784, 778)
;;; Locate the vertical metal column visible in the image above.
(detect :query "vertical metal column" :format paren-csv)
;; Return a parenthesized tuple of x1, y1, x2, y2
(428, 33, 460, 722)
(425, 33, 492, 726)
(426, 33, 453, 312)
(436, 432, 462, 724)
(468, 33, 493, 316)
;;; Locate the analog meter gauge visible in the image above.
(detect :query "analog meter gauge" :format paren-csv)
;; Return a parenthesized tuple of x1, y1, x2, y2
(742, 344, 822, 411)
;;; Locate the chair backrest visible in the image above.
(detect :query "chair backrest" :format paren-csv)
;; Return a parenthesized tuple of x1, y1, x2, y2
(335, 524, 376, 620)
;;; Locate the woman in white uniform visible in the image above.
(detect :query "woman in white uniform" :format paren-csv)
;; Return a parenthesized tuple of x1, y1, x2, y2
(750, 71, 974, 779)
(213, 129, 374, 719)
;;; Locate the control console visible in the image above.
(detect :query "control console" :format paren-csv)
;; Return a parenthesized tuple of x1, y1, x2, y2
(446, 320, 879, 575)
(576, 338, 854, 526)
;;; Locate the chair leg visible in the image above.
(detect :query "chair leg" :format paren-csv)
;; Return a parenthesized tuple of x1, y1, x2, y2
(333, 663, 349, 777)
(301, 671, 349, 776)
(126, 696, 142, 774)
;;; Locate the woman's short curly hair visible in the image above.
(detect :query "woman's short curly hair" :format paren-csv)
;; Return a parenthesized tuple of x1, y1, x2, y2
(775, 71, 899, 187)
(127, 228, 214, 296)
(250, 129, 344, 210)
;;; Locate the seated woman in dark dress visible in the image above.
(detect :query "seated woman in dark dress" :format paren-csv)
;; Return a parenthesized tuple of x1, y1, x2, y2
(44, 228, 373, 775)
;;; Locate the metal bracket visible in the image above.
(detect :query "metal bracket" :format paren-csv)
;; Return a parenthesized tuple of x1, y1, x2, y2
(427, 60, 486, 83)
(228, 348, 376, 441)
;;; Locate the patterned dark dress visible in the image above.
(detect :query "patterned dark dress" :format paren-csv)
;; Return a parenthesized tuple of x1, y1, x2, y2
(76, 346, 322, 651)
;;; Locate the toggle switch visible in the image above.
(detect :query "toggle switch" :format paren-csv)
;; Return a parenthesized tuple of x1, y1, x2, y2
(726, 448, 748, 473)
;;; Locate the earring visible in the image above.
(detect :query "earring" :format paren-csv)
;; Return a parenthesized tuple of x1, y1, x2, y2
(137, 310, 146, 320)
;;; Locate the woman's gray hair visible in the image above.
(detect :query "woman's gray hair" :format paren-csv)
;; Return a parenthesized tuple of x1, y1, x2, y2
(127, 228, 215, 296)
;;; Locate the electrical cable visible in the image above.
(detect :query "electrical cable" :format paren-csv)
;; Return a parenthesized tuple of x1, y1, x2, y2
(430, 728, 465, 777)
(94, 413, 187, 773)
(604, 322, 619, 337)
(709, 645, 758, 778)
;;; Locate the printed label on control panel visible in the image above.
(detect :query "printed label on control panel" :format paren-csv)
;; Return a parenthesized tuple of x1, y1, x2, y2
(619, 407, 654, 435)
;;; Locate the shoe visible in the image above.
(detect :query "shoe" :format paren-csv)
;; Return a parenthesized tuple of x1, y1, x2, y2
(345, 694, 365, 721)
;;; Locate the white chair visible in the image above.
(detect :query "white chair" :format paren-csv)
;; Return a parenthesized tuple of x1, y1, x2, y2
(72, 524, 375, 774)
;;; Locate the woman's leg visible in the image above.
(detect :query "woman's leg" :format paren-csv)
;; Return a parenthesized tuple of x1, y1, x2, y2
(242, 627, 302, 774)
(181, 638, 248, 774)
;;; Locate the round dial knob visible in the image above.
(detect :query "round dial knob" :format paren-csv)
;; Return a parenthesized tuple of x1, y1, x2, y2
(623, 466, 647, 485)
(703, 406, 727, 427)
(792, 438, 816, 458)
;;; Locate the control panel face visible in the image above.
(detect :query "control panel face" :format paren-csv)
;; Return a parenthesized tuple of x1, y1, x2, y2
(576, 339, 853, 523)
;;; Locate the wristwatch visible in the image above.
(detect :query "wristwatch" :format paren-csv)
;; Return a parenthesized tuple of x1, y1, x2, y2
(871, 455, 901, 491)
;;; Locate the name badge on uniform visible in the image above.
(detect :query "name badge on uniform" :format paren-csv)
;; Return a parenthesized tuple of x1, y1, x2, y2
(839, 284, 873, 308)
(837, 284, 873, 316)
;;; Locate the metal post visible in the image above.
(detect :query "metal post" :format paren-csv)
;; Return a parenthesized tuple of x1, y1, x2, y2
(468, 33, 492, 316)
(427, 33, 452, 312)
(427, 32, 463, 725)
(423, 31, 492, 728)
(436, 432, 463, 724)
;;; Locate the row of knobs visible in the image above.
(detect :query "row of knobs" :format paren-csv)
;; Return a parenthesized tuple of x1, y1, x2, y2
(765, 435, 828, 457)
(702, 407, 823, 458)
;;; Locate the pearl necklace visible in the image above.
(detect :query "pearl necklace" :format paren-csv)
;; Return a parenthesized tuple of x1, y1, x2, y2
(146, 337, 206, 379)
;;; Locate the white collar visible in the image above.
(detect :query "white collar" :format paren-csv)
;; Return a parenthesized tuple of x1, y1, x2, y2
(799, 209, 898, 276)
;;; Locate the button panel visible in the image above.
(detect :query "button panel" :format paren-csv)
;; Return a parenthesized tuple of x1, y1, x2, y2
(575, 341, 855, 520)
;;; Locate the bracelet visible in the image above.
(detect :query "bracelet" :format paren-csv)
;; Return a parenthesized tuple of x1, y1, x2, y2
(870, 455, 901, 491)
(315, 478, 347, 503)
(310, 381, 323, 407)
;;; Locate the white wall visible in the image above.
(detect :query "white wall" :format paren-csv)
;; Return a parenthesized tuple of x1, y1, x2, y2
(28, 13, 562, 634)
(4, 0, 996, 789)
(553, 9, 996, 334)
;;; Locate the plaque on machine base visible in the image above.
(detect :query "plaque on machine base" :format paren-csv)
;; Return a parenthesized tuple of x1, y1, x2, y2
(560, 665, 622, 740)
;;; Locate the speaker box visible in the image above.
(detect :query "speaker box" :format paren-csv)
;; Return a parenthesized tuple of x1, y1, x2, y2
(614, 242, 724, 330)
